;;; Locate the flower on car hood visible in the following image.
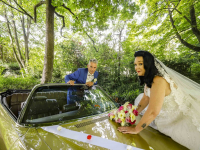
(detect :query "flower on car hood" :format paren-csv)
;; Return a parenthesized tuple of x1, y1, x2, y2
(108, 102, 137, 126)
(118, 110, 126, 119)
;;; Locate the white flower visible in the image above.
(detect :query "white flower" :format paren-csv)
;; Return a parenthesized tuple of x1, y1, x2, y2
(126, 145, 133, 150)
(93, 78, 97, 83)
(57, 126, 62, 131)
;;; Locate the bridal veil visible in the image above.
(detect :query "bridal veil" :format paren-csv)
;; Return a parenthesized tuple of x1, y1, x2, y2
(155, 58, 200, 131)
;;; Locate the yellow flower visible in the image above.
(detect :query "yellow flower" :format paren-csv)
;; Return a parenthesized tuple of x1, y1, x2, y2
(121, 118, 126, 126)
(128, 109, 132, 114)
(110, 115, 115, 120)
(123, 102, 129, 110)
(113, 109, 117, 115)
(57, 126, 62, 131)
(131, 143, 136, 147)
(118, 110, 126, 119)
(131, 105, 137, 111)
(130, 113, 135, 122)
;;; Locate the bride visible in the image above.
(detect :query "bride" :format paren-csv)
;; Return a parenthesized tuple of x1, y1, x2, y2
(118, 50, 200, 150)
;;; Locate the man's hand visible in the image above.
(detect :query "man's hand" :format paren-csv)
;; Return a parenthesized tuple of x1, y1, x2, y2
(117, 126, 139, 134)
(67, 80, 75, 85)
(86, 82, 94, 87)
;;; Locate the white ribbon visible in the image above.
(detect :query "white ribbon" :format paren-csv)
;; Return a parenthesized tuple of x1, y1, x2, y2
(41, 125, 143, 150)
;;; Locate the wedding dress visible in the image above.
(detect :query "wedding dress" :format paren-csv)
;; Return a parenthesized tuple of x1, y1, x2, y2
(134, 59, 200, 150)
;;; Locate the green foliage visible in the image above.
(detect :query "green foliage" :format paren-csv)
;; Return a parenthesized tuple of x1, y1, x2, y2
(129, 0, 200, 53)
(0, 65, 6, 75)
(54, 39, 88, 82)
(162, 52, 200, 83)
(8, 62, 20, 70)
(108, 78, 142, 104)
(52, 0, 138, 33)
(1, 0, 200, 105)
(0, 76, 40, 92)
(27, 47, 44, 79)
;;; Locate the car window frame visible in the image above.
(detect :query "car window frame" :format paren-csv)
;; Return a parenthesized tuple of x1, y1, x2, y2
(18, 83, 117, 126)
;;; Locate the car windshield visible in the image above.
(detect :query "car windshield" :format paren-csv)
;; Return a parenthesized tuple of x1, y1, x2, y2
(22, 85, 118, 124)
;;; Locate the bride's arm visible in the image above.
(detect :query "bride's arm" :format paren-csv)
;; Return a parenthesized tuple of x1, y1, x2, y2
(118, 76, 167, 134)
(136, 86, 149, 114)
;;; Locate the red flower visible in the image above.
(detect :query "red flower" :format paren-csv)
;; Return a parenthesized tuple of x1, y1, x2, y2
(87, 135, 92, 140)
(125, 111, 128, 114)
(117, 118, 122, 123)
(119, 106, 124, 111)
(133, 109, 138, 116)
(126, 117, 131, 123)
(127, 104, 132, 109)
(130, 120, 136, 125)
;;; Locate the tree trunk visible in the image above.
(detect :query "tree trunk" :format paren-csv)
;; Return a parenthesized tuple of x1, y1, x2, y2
(10, 9, 26, 69)
(4, 9, 23, 69)
(41, 0, 55, 83)
(0, 44, 3, 62)
(168, 6, 200, 52)
(118, 29, 122, 84)
(190, 4, 200, 43)
(21, 15, 31, 65)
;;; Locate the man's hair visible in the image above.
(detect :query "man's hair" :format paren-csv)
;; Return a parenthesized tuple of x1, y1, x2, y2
(134, 50, 158, 88)
(88, 59, 98, 65)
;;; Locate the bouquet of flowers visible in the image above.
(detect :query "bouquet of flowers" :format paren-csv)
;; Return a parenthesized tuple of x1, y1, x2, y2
(108, 102, 138, 126)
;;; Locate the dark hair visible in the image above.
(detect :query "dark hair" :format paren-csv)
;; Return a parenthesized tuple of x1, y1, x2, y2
(134, 50, 159, 88)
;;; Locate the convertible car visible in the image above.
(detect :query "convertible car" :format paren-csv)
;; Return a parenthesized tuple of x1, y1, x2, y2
(0, 84, 188, 150)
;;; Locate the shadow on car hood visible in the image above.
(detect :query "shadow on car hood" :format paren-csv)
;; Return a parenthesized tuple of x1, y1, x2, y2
(37, 113, 188, 150)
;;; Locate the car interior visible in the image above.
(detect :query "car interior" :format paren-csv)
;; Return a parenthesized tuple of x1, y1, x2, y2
(1, 86, 116, 124)
(2, 92, 30, 118)
(25, 91, 68, 120)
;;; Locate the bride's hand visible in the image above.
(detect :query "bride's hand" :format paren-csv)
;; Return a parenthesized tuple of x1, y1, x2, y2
(117, 126, 139, 134)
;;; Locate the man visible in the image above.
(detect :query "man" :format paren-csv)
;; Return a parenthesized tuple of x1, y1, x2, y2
(64, 59, 98, 87)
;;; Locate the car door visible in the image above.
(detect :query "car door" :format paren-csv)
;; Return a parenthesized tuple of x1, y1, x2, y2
(0, 100, 27, 150)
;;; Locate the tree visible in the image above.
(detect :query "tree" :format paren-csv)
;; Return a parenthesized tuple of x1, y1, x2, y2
(129, 0, 200, 53)
(0, 0, 138, 83)
(1, 3, 32, 75)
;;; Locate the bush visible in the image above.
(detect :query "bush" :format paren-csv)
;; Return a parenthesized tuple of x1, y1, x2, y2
(97, 69, 143, 104)
(0, 76, 40, 92)
(8, 63, 20, 70)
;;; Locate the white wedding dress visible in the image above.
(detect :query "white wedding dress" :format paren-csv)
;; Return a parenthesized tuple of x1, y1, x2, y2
(134, 61, 200, 150)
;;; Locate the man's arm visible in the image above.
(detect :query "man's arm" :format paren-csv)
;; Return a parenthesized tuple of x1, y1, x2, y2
(64, 69, 80, 83)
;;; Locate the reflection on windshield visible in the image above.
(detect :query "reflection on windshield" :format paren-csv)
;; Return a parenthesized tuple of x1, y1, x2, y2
(22, 85, 117, 123)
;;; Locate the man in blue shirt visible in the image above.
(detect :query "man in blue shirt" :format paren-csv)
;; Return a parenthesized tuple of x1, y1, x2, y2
(65, 59, 98, 86)
(64, 59, 98, 104)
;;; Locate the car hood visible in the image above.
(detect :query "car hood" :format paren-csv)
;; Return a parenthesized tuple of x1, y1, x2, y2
(36, 113, 187, 150)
